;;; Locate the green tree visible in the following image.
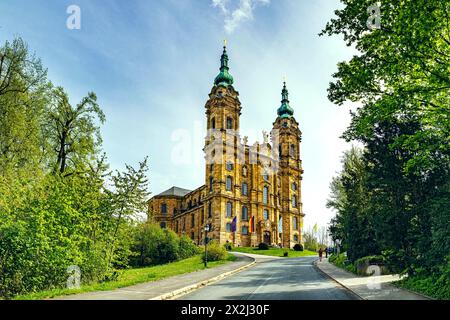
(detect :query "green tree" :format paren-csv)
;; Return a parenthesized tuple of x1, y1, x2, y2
(46, 87, 105, 175)
(105, 157, 150, 267)
(327, 146, 378, 262)
(322, 0, 450, 278)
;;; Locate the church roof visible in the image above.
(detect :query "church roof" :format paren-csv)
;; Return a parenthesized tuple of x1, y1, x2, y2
(156, 186, 192, 197)
(214, 45, 234, 87)
(277, 82, 294, 118)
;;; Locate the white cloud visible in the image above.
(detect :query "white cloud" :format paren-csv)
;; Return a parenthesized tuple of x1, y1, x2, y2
(212, 0, 270, 34)
(212, 0, 229, 14)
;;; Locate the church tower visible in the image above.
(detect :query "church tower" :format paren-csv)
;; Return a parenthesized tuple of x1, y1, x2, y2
(272, 82, 304, 248)
(203, 45, 242, 244)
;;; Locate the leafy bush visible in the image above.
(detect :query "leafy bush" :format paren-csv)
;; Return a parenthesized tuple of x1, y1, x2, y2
(382, 249, 409, 274)
(179, 236, 201, 259)
(131, 223, 200, 267)
(328, 252, 357, 274)
(397, 272, 450, 300)
(293, 243, 304, 251)
(258, 242, 269, 250)
(202, 241, 228, 262)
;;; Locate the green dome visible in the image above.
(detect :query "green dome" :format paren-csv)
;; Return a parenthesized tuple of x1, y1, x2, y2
(214, 46, 234, 87)
(277, 82, 294, 118)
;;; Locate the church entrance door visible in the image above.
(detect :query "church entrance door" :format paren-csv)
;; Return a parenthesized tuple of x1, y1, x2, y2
(263, 231, 271, 244)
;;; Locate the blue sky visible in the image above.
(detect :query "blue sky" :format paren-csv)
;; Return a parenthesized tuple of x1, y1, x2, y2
(0, 0, 358, 230)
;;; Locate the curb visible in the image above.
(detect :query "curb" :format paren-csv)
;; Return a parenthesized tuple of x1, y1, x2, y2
(313, 260, 365, 300)
(149, 256, 257, 300)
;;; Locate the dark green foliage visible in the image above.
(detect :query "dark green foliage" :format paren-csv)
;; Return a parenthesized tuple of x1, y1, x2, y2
(396, 258, 450, 300)
(293, 244, 304, 251)
(258, 243, 269, 250)
(323, 0, 450, 298)
(202, 241, 228, 262)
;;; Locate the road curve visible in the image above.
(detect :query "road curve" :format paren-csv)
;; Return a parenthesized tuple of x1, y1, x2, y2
(178, 256, 357, 300)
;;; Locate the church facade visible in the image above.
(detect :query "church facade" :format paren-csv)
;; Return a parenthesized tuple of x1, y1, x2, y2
(148, 46, 304, 248)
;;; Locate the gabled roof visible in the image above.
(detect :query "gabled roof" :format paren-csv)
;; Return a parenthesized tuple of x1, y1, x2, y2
(156, 186, 192, 197)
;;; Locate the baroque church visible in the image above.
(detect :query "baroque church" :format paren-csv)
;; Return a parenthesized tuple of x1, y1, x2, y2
(148, 45, 304, 248)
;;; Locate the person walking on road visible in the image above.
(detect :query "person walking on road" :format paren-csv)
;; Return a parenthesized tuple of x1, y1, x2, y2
(318, 247, 323, 262)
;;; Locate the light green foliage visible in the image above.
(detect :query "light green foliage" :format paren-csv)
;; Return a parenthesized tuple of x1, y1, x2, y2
(0, 37, 155, 299)
(179, 235, 202, 259)
(130, 222, 200, 267)
(46, 86, 105, 175)
(202, 240, 228, 262)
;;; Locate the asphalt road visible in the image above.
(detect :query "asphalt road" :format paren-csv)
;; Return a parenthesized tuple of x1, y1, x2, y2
(179, 256, 357, 300)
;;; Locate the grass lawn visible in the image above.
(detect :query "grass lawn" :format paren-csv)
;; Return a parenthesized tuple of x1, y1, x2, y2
(15, 254, 236, 300)
(232, 246, 317, 258)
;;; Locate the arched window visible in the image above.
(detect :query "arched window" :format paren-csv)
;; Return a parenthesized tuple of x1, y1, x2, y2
(160, 222, 166, 229)
(226, 223, 232, 232)
(226, 176, 233, 191)
(263, 173, 269, 181)
(290, 144, 295, 158)
(242, 182, 248, 196)
(293, 216, 298, 230)
(242, 206, 248, 221)
(226, 161, 233, 171)
(161, 203, 167, 214)
(175, 221, 179, 233)
(208, 202, 212, 218)
(209, 176, 213, 192)
(278, 144, 282, 157)
(294, 234, 299, 242)
(226, 202, 233, 217)
(226, 117, 233, 130)
(292, 195, 297, 208)
(242, 226, 248, 235)
(263, 209, 269, 220)
(191, 214, 195, 227)
(211, 117, 216, 129)
(292, 182, 297, 191)
(210, 164, 213, 173)
(263, 186, 269, 204)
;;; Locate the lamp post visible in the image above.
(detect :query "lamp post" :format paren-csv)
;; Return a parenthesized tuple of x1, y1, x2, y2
(204, 224, 210, 268)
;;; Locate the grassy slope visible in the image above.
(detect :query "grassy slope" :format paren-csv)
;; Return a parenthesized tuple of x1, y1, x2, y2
(393, 275, 449, 300)
(15, 254, 236, 300)
(232, 247, 317, 258)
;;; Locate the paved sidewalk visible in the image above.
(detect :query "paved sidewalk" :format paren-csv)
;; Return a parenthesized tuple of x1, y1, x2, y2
(315, 258, 429, 300)
(56, 253, 254, 300)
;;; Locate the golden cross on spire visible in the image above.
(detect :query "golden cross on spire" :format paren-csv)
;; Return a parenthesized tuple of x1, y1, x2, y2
(283, 75, 287, 84)
(223, 39, 228, 47)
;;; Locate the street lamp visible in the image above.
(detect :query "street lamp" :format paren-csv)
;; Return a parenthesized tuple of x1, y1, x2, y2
(204, 224, 210, 267)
